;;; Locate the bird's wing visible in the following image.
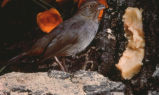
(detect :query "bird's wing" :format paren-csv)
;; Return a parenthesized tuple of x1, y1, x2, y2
(27, 21, 68, 56)
(42, 19, 86, 59)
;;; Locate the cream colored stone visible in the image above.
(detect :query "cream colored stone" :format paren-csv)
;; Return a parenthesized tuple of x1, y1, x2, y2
(116, 7, 145, 80)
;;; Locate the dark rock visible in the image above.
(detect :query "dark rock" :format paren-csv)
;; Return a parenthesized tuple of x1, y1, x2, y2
(148, 91, 159, 95)
(83, 85, 109, 95)
(117, 0, 126, 6)
(98, 0, 159, 94)
(96, 7, 118, 76)
(125, 0, 159, 94)
(152, 64, 159, 78)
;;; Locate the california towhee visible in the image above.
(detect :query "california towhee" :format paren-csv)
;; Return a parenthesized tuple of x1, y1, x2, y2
(0, 0, 105, 72)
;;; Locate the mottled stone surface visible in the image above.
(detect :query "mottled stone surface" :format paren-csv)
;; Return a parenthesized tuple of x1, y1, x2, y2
(152, 64, 159, 78)
(0, 70, 125, 95)
(148, 91, 159, 95)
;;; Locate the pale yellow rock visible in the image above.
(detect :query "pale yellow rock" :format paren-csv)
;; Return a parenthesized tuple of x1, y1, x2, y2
(116, 48, 144, 79)
(116, 7, 145, 80)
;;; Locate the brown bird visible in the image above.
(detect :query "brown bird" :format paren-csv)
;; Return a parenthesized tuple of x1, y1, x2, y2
(0, 0, 105, 72)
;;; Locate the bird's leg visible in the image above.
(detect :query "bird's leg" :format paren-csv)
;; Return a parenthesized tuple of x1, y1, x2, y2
(82, 47, 95, 70)
(82, 53, 93, 70)
(54, 56, 67, 72)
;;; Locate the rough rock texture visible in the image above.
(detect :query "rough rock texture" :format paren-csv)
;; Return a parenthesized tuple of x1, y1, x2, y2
(152, 64, 159, 78)
(0, 70, 125, 95)
(148, 91, 159, 95)
(93, 0, 159, 94)
(126, 0, 159, 94)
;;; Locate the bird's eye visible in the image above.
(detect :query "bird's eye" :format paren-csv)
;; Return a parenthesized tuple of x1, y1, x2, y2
(87, 3, 96, 8)
(90, 4, 96, 8)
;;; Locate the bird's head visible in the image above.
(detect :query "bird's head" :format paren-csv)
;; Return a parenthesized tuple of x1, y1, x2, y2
(78, 0, 105, 20)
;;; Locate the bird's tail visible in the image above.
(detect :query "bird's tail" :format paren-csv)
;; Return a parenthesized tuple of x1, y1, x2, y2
(0, 52, 28, 74)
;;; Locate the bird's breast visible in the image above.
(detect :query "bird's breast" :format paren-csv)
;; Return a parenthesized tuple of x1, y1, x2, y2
(68, 20, 99, 55)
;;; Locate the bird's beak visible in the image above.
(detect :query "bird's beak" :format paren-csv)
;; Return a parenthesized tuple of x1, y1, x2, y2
(97, 4, 106, 10)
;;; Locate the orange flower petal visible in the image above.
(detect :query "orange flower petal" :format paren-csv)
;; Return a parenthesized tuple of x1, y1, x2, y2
(98, 0, 108, 20)
(37, 8, 63, 33)
(98, 10, 104, 21)
(1, 0, 10, 8)
(77, 0, 86, 8)
(98, 0, 108, 8)
(56, 0, 64, 2)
